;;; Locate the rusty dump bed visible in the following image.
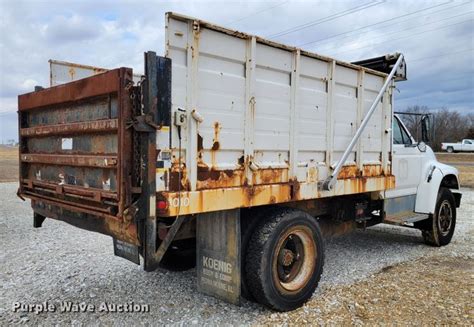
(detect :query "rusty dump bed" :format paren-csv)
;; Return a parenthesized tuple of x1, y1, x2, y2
(18, 13, 397, 238)
(18, 68, 140, 244)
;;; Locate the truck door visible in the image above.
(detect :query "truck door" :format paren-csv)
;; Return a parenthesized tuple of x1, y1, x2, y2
(463, 139, 474, 151)
(385, 115, 422, 198)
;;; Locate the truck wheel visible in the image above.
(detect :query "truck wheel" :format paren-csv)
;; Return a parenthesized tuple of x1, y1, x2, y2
(447, 146, 454, 153)
(159, 239, 196, 271)
(422, 188, 456, 246)
(245, 208, 324, 311)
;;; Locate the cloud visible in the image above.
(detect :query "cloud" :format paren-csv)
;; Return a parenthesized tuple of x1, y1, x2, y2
(42, 15, 103, 43)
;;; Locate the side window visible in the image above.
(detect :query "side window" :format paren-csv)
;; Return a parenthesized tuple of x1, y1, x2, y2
(393, 119, 404, 144)
(465, 140, 472, 145)
(393, 117, 412, 145)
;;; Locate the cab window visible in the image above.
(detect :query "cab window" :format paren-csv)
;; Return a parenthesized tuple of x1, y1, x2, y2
(393, 118, 412, 145)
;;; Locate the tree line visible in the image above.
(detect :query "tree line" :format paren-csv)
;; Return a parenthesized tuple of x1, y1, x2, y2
(398, 106, 474, 151)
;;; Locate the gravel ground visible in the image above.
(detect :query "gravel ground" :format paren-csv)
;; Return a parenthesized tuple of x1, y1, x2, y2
(0, 182, 472, 325)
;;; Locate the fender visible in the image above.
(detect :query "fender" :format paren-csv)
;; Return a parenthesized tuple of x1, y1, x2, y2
(415, 161, 459, 214)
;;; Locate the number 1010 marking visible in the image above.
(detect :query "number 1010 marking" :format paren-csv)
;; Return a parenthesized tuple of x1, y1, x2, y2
(171, 197, 190, 207)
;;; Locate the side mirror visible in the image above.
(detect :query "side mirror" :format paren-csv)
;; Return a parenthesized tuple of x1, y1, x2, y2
(421, 115, 430, 143)
(417, 141, 427, 152)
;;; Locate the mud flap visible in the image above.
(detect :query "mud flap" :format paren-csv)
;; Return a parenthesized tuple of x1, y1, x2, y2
(196, 209, 241, 305)
(113, 238, 140, 265)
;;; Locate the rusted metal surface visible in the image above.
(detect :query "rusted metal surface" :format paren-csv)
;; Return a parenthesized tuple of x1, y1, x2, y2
(21, 153, 118, 168)
(337, 163, 388, 179)
(19, 70, 122, 111)
(20, 119, 118, 137)
(32, 200, 139, 245)
(25, 134, 118, 155)
(22, 179, 118, 200)
(18, 67, 138, 245)
(159, 175, 395, 217)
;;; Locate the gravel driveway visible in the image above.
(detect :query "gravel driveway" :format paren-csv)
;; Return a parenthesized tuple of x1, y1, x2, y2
(1, 182, 472, 325)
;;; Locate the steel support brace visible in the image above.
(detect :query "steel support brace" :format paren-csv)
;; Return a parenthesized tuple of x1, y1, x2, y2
(321, 53, 404, 191)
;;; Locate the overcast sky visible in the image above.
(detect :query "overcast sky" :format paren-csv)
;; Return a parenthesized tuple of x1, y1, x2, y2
(0, 0, 473, 142)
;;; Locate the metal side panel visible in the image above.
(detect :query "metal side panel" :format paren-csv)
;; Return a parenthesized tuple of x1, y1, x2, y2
(154, 13, 399, 217)
(164, 12, 393, 197)
(18, 68, 139, 245)
(49, 59, 142, 86)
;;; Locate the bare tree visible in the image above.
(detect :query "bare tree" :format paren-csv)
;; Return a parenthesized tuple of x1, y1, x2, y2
(399, 106, 472, 151)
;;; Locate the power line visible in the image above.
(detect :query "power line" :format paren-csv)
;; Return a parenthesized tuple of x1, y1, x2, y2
(266, 0, 386, 39)
(410, 48, 474, 63)
(227, 1, 289, 25)
(323, 11, 473, 54)
(331, 18, 473, 57)
(298, 1, 465, 47)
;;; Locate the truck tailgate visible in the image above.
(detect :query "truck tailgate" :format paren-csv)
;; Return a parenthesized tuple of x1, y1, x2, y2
(17, 68, 139, 244)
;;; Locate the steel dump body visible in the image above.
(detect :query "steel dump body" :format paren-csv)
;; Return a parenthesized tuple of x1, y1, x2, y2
(16, 12, 399, 249)
(158, 13, 394, 216)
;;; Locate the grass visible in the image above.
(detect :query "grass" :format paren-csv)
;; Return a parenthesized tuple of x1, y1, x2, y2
(0, 146, 19, 183)
(435, 152, 474, 188)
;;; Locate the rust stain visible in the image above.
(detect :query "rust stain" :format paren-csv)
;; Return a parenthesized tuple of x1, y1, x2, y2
(252, 168, 287, 185)
(211, 141, 220, 151)
(197, 133, 203, 152)
(197, 167, 245, 190)
(338, 165, 359, 179)
(212, 121, 221, 152)
(363, 164, 383, 177)
(337, 164, 385, 179)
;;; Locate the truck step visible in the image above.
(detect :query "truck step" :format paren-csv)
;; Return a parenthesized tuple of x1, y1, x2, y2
(383, 213, 429, 226)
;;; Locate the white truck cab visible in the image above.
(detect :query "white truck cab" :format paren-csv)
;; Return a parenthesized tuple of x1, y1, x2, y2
(385, 114, 461, 246)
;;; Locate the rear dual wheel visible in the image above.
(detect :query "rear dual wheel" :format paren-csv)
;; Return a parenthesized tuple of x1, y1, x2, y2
(244, 208, 324, 311)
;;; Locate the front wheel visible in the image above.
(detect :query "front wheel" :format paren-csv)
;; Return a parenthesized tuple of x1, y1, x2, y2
(244, 208, 324, 311)
(422, 188, 456, 246)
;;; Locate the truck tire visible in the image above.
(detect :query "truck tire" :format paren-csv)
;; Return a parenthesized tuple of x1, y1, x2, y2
(159, 239, 196, 271)
(447, 146, 454, 153)
(241, 207, 277, 301)
(422, 188, 456, 246)
(245, 208, 324, 311)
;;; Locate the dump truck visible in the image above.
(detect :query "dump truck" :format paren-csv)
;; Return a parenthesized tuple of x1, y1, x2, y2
(17, 13, 462, 311)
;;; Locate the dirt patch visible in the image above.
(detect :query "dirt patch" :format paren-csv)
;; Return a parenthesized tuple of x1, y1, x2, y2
(0, 146, 18, 182)
(260, 255, 474, 325)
